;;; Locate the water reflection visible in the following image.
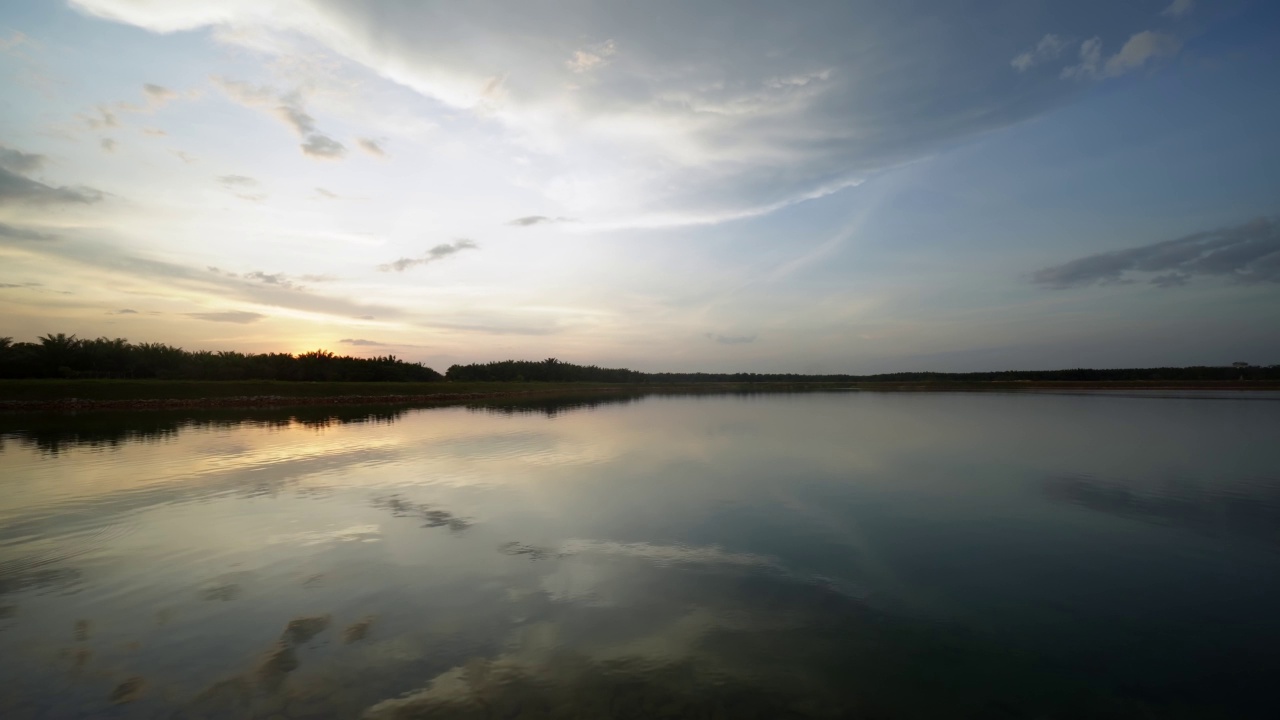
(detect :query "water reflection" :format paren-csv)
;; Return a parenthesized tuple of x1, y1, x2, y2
(1, 390, 1278, 718)
(1045, 473, 1280, 544)
(0, 405, 410, 455)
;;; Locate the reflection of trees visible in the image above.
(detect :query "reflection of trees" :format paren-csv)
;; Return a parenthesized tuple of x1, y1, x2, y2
(465, 392, 648, 418)
(4, 389, 797, 452)
(1044, 474, 1280, 544)
(0, 406, 413, 455)
(465, 389, 798, 418)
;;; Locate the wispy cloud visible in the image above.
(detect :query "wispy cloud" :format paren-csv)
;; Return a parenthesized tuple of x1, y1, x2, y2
(100, 137, 117, 153)
(339, 338, 387, 346)
(77, 105, 118, 130)
(301, 133, 345, 158)
(356, 137, 385, 157)
(0, 144, 45, 173)
(216, 175, 264, 202)
(566, 39, 616, 73)
(185, 310, 266, 323)
(1062, 31, 1181, 80)
(0, 222, 58, 241)
(1032, 217, 1280, 289)
(507, 215, 574, 227)
(1011, 34, 1068, 72)
(143, 83, 177, 102)
(1162, 0, 1194, 19)
(378, 239, 478, 272)
(78, 1, 1140, 227)
(213, 76, 346, 160)
(208, 266, 329, 291)
(0, 165, 103, 205)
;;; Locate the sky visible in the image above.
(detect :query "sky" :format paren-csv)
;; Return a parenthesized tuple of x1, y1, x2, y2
(1, 0, 1278, 373)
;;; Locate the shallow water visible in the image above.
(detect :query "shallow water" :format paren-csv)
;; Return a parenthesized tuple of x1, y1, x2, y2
(1, 390, 1279, 719)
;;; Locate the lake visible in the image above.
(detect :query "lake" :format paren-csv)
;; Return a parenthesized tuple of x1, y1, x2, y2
(1, 390, 1279, 719)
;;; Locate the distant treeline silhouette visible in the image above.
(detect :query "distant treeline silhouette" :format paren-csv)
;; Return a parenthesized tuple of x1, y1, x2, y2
(445, 358, 1280, 383)
(3, 334, 1276, 383)
(0, 334, 442, 381)
(445, 358, 644, 382)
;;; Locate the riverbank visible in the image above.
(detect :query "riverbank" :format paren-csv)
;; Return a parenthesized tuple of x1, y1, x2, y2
(2, 378, 1278, 413)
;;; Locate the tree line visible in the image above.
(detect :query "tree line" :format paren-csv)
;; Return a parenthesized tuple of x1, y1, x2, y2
(447, 359, 1280, 383)
(2, 334, 1276, 383)
(0, 334, 442, 382)
(444, 358, 645, 383)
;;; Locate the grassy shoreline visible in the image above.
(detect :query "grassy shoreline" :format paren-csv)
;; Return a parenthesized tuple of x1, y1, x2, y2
(1, 378, 1278, 413)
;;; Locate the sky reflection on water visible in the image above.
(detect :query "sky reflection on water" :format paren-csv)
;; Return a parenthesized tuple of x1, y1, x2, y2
(1, 391, 1279, 718)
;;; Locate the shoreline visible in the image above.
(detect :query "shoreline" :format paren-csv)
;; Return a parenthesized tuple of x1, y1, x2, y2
(3, 380, 1278, 413)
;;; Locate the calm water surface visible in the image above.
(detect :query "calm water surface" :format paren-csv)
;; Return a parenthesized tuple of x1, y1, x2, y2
(1, 391, 1279, 719)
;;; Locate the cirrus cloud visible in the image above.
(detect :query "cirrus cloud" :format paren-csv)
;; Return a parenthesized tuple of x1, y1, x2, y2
(185, 310, 267, 323)
(377, 239, 478, 272)
(1032, 217, 1280, 289)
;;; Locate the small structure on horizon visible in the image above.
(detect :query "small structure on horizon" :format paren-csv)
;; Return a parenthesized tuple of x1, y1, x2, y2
(1232, 362, 1250, 369)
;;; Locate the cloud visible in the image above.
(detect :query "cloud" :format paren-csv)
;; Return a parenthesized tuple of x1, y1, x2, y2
(143, 83, 177, 102)
(356, 137, 385, 157)
(216, 175, 264, 200)
(0, 144, 45, 173)
(273, 104, 315, 135)
(1032, 217, 1280, 289)
(0, 166, 104, 205)
(378, 239, 478, 272)
(171, 150, 197, 163)
(243, 270, 299, 289)
(0, 222, 58, 241)
(1011, 34, 1067, 72)
(0, 30, 30, 52)
(1162, 0, 1194, 19)
(339, 338, 387, 346)
(314, 187, 339, 199)
(73, 1, 1146, 228)
(17, 234, 400, 320)
(109, 308, 138, 314)
(185, 310, 267, 323)
(507, 215, 573, 227)
(213, 75, 346, 160)
(210, 267, 324, 290)
(301, 133, 345, 158)
(566, 39, 616, 73)
(705, 333, 757, 345)
(1061, 37, 1103, 79)
(100, 137, 117, 153)
(1103, 31, 1181, 77)
(1062, 32, 1181, 80)
(77, 105, 118, 130)
(141, 127, 167, 136)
